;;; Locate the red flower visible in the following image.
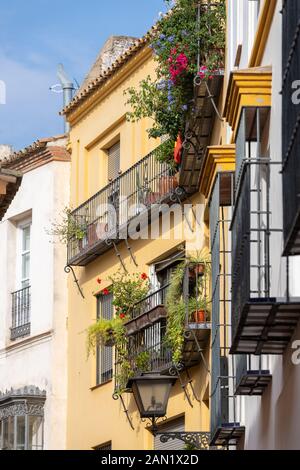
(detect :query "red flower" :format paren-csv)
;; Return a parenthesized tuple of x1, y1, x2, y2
(141, 273, 148, 281)
(97, 278, 102, 285)
(120, 313, 126, 320)
(102, 288, 110, 296)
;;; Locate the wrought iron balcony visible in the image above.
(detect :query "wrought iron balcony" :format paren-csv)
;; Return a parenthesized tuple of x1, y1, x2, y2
(282, 1, 300, 255)
(115, 269, 211, 394)
(209, 172, 245, 448)
(231, 159, 300, 355)
(234, 355, 272, 397)
(230, 107, 300, 355)
(11, 286, 31, 341)
(67, 144, 187, 267)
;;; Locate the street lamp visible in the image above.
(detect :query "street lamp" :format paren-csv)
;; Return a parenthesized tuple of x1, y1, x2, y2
(128, 373, 177, 432)
(128, 372, 211, 450)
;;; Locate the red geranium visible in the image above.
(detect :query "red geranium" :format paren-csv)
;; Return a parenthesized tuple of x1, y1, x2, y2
(141, 273, 148, 280)
(120, 313, 126, 320)
(102, 288, 110, 296)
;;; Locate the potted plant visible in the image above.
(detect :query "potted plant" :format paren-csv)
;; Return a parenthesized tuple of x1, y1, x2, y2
(188, 297, 209, 323)
(188, 247, 211, 277)
(108, 271, 150, 320)
(48, 207, 87, 248)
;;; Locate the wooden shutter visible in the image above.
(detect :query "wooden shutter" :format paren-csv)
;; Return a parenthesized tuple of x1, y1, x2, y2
(154, 417, 185, 450)
(108, 142, 120, 182)
(97, 294, 113, 384)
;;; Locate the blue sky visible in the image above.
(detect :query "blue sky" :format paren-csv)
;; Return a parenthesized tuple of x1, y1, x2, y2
(0, 0, 167, 150)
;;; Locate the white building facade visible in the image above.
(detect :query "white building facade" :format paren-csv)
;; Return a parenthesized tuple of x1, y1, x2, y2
(224, 0, 300, 450)
(0, 136, 70, 450)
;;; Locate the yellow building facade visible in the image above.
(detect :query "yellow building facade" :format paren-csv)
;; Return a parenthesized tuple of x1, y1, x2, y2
(63, 28, 225, 449)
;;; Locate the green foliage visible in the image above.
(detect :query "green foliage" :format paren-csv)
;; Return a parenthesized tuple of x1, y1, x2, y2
(109, 271, 150, 319)
(154, 138, 178, 169)
(125, 0, 225, 144)
(49, 207, 87, 244)
(165, 263, 186, 364)
(135, 351, 151, 372)
(87, 317, 125, 356)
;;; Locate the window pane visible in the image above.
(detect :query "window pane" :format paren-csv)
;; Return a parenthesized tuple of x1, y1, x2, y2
(22, 252, 30, 281)
(28, 416, 43, 450)
(22, 226, 31, 251)
(16, 416, 26, 450)
(2, 417, 14, 450)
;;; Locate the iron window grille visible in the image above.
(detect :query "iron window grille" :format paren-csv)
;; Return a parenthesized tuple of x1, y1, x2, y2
(209, 172, 245, 448)
(231, 107, 300, 355)
(11, 286, 31, 341)
(97, 293, 114, 385)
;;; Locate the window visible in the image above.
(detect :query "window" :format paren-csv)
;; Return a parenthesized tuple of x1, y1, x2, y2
(0, 388, 45, 451)
(96, 293, 113, 385)
(21, 224, 31, 288)
(107, 141, 120, 182)
(154, 416, 185, 450)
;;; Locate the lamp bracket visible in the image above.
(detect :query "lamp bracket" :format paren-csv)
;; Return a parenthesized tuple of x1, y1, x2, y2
(112, 393, 135, 430)
(157, 432, 211, 450)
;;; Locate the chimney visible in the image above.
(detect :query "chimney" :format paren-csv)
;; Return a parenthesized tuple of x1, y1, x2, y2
(0, 145, 13, 161)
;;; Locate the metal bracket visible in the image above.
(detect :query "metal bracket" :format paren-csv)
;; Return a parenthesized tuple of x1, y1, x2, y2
(106, 239, 128, 273)
(112, 393, 135, 430)
(64, 265, 85, 299)
(124, 238, 138, 267)
(204, 81, 224, 121)
(158, 432, 211, 450)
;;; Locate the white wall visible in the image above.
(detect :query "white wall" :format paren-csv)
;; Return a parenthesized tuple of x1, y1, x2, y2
(0, 158, 70, 450)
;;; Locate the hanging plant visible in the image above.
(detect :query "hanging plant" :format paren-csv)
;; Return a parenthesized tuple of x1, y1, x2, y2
(125, 0, 226, 163)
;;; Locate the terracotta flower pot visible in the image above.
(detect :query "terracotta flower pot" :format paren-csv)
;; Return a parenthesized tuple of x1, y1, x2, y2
(194, 263, 206, 277)
(193, 310, 206, 323)
(159, 175, 178, 194)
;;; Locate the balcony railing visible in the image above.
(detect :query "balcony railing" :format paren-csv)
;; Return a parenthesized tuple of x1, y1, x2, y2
(282, 1, 300, 255)
(234, 355, 272, 397)
(114, 319, 172, 393)
(231, 158, 300, 354)
(11, 286, 31, 341)
(209, 172, 244, 447)
(67, 144, 185, 266)
(125, 284, 169, 336)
